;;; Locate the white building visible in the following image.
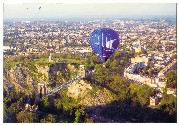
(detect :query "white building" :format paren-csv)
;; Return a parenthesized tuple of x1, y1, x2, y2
(131, 55, 150, 66)
(49, 53, 52, 62)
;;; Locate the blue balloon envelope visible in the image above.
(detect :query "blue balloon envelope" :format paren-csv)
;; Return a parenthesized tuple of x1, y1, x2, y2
(89, 28, 120, 63)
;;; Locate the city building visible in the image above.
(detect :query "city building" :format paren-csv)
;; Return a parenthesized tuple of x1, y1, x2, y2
(158, 60, 176, 77)
(167, 88, 176, 97)
(131, 55, 150, 66)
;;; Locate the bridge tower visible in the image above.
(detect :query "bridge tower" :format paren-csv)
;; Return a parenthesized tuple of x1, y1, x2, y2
(38, 83, 47, 96)
(49, 53, 52, 62)
(79, 65, 86, 78)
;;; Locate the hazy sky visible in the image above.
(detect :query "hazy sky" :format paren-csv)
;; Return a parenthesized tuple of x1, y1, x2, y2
(3, 3, 176, 19)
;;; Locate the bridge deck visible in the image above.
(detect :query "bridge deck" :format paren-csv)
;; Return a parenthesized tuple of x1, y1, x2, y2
(45, 75, 83, 96)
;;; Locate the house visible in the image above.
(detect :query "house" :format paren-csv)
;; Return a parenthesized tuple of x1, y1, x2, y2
(158, 60, 176, 77)
(167, 88, 176, 96)
(131, 55, 150, 66)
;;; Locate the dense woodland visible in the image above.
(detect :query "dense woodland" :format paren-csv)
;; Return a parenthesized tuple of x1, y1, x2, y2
(3, 51, 177, 123)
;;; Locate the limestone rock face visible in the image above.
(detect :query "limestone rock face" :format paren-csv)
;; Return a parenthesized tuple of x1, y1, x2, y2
(9, 65, 29, 89)
(67, 80, 92, 99)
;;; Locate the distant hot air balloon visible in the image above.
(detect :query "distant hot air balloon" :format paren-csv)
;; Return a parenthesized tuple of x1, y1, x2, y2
(89, 28, 120, 63)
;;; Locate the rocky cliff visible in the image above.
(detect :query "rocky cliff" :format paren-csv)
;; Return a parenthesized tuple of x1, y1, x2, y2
(5, 62, 79, 93)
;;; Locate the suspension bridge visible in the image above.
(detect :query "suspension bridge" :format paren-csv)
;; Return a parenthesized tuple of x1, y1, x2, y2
(38, 65, 92, 97)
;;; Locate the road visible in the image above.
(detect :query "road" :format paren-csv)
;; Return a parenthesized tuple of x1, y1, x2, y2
(3, 76, 30, 94)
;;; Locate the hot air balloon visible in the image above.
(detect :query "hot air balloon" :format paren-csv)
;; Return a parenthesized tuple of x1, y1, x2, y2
(89, 28, 120, 63)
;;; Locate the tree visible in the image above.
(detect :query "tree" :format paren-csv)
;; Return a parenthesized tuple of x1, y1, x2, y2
(54, 99, 62, 110)
(74, 107, 85, 123)
(40, 114, 56, 123)
(109, 75, 130, 100)
(113, 51, 121, 58)
(171, 54, 177, 60)
(56, 71, 64, 85)
(110, 60, 118, 68)
(42, 96, 50, 109)
(16, 111, 39, 123)
(166, 70, 176, 89)
(6, 102, 22, 122)
(129, 84, 140, 102)
(159, 94, 176, 116)
(104, 58, 112, 68)
(136, 85, 154, 106)
(129, 84, 154, 106)
(120, 59, 125, 65)
(3, 103, 7, 122)
(94, 64, 109, 85)
(84, 114, 94, 123)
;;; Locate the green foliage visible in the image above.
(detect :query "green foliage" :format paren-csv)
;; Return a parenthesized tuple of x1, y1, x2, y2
(84, 114, 94, 123)
(3, 53, 49, 73)
(136, 85, 154, 106)
(19, 60, 40, 83)
(101, 100, 131, 121)
(56, 71, 65, 85)
(3, 47, 177, 123)
(34, 58, 50, 66)
(16, 111, 39, 123)
(38, 72, 48, 81)
(40, 114, 56, 123)
(62, 97, 79, 112)
(93, 64, 109, 85)
(42, 96, 50, 108)
(88, 83, 102, 97)
(129, 84, 154, 106)
(113, 51, 121, 58)
(104, 51, 132, 74)
(3, 62, 14, 71)
(6, 103, 21, 122)
(102, 98, 176, 122)
(74, 107, 85, 123)
(159, 95, 177, 115)
(3, 103, 7, 122)
(48, 90, 87, 123)
(110, 60, 118, 68)
(104, 58, 111, 67)
(120, 59, 125, 65)
(108, 75, 130, 100)
(56, 89, 80, 112)
(166, 70, 176, 89)
(3, 89, 30, 122)
(84, 53, 101, 69)
(53, 53, 85, 64)
(4, 90, 26, 107)
(54, 99, 62, 110)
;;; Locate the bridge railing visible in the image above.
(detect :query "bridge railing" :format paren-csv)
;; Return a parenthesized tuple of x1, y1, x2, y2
(41, 69, 93, 96)
(45, 75, 83, 96)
